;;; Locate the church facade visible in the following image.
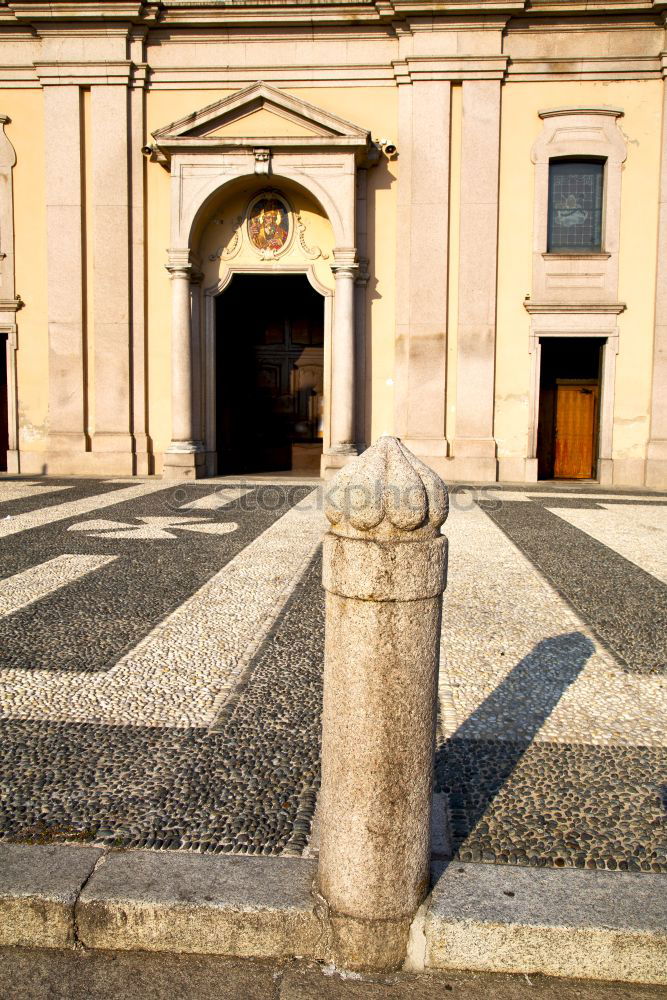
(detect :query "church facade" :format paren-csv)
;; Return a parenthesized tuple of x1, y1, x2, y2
(0, 0, 666, 486)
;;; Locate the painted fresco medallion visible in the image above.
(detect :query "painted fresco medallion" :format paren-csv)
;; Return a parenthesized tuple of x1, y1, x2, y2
(247, 192, 292, 257)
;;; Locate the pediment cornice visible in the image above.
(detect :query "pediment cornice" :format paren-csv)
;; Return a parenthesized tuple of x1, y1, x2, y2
(151, 81, 373, 160)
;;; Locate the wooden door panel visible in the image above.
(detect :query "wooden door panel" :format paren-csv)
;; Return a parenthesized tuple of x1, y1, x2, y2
(554, 385, 598, 479)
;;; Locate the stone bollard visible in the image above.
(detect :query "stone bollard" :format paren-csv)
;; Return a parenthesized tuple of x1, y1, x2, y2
(318, 435, 449, 971)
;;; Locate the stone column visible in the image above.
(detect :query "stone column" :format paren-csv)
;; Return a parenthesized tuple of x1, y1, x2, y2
(328, 249, 358, 467)
(43, 84, 87, 467)
(163, 259, 204, 479)
(451, 80, 501, 481)
(647, 65, 667, 489)
(318, 435, 449, 971)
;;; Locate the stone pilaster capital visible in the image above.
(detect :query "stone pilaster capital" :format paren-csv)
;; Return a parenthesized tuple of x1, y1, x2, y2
(166, 264, 192, 281)
(324, 434, 449, 542)
(166, 248, 200, 279)
(331, 248, 358, 277)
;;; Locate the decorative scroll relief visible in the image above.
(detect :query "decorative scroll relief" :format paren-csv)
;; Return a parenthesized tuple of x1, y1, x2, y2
(209, 215, 243, 262)
(296, 212, 329, 261)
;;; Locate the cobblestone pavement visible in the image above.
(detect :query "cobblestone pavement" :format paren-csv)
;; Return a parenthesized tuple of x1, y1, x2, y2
(0, 476, 665, 874)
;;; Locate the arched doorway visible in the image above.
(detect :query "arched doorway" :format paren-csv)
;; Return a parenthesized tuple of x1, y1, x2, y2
(215, 274, 324, 474)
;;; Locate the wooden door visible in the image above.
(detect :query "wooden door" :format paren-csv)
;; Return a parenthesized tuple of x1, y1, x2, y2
(554, 382, 598, 479)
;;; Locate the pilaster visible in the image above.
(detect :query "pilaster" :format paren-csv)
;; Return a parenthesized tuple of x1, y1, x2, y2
(647, 57, 667, 489)
(43, 84, 87, 464)
(89, 83, 133, 473)
(450, 79, 501, 482)
(394, 76, 451, 477)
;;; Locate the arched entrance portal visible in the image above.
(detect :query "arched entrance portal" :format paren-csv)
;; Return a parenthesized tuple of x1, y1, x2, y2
(216, 274, 324, 475)
(152, 81, 375, 480)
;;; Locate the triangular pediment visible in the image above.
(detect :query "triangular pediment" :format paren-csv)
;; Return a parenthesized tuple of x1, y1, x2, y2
(152, 81, 370, 146)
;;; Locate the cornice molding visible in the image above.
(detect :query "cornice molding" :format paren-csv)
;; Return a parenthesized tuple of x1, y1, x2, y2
(0, 1, 665, 29)
(34, 60, 147, 87)
(393, 54, 508, 83)
(524, 302, 627, 315)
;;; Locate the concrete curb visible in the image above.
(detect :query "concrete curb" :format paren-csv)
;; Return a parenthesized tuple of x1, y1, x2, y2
(0, 844, 665, 985)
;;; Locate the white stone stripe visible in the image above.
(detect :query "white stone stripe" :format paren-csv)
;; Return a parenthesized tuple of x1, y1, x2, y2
(0, 480, 176, 539)
(0, 483, 74, 504)
(181, 487, 253, 510)
(0, 555, 116, 618)
(549, 503, 667, 585)
(439, 503, 667, 747)
(533, 492, 667, 502)
(0, 489, 326, 728)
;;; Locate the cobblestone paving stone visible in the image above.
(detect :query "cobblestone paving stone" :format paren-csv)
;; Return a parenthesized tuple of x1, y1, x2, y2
(438, 494, 667, 872)
(0, 477, 664, 871)
(485, 496, 667, 675)
(0, 481, 323, 854)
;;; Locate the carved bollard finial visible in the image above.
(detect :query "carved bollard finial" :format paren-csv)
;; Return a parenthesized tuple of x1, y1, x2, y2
(324, 434, 448, 539)
(318, 436, 449, 972)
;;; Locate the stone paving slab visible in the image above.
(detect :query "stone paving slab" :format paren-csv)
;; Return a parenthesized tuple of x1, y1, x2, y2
(77, 851, 324, 959)
(0, 843, 103, 949)
(425, 863, 667, 985)
(2, 950, 665, 1000)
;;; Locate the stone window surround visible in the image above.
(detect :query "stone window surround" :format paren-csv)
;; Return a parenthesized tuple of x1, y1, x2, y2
(525, 108, 627, 485)
(530, 106, 627, 306)
(525, 307, 622, 486)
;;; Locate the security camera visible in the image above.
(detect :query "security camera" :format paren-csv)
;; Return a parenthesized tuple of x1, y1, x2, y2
(141, 144, 153, 157)
(384, 142, 397, 156)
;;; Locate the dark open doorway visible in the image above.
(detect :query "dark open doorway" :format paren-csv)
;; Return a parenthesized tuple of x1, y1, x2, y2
(537, 337, 602, 481)
(215, 274, 324, 475)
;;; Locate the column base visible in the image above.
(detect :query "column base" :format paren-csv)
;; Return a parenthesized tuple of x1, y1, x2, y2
(646, 440, 667, 489)
(21, 449, 135, 477)
(598, 457, 614, 486)
(399, 437, 449, 478)
(321, 446, 359, 479)
(447, 438, 498, 482)
(497, 457, 537, 483)
(163, 443, 206, 480)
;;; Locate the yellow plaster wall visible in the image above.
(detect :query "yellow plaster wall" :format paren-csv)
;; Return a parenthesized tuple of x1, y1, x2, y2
(2, 91, 49, 454)
(495, 80, 663, 473)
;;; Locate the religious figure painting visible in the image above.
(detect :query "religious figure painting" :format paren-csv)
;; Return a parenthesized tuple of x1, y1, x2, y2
(247, 193, 292, 255)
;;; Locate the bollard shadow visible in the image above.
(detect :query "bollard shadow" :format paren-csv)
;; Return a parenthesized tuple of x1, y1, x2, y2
(435, 631, 596, 861)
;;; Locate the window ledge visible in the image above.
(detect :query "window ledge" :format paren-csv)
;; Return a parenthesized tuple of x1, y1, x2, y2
(542, 252, 611, 260)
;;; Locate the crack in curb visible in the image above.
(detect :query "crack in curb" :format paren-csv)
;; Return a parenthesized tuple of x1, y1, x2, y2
(72, 848, 109, 950)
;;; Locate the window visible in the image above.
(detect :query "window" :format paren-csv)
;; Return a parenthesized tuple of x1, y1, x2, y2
(547, 158, 604, 253)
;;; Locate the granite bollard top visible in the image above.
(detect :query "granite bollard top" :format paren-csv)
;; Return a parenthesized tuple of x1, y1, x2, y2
(324, 435, 449, 540)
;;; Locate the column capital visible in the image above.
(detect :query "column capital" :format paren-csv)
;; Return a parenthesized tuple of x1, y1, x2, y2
(331, 247, 358, 275)
(166, 248, 199, 278)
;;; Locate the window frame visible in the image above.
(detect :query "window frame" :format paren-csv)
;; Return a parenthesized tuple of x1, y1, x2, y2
(546, 155, 607, 255)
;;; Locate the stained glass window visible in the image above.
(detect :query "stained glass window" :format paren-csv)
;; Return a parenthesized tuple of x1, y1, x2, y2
(547, 158, 604, 253)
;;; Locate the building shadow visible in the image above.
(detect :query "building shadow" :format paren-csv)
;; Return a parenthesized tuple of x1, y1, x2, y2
(435, 631, 595, 860)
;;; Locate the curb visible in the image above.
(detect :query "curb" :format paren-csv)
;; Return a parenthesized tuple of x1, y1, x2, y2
(425, 862, 667, 986)
(0, 844, 665, 984)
